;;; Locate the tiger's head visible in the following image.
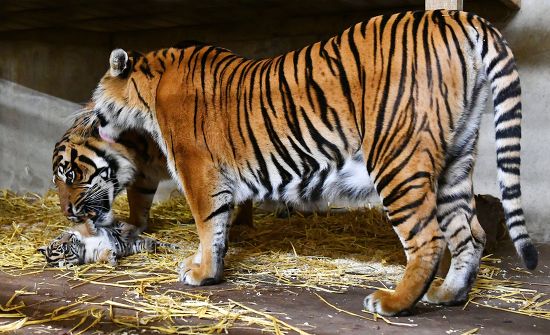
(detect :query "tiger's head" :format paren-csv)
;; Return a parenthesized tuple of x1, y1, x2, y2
(37, 231, 84, 267)
(53, 112, 136, 226)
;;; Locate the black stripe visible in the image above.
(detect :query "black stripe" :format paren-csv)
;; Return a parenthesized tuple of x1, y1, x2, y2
(260, 104, 301, 176)
(405, 208, 437, 241)
(497, 144, 521, 155)
(244, 97, 273, 195)
(211, 190, 232, 198)
(299, 107, 344, 168)
(270, 153, 293, 195)
(131, 78, 151, 111)
(495, 101, 521, 124)
(303, 45, 332, 131)
(382, 171, 431, 207)
(132, 186, 157, 195)
(278, 56, 310, 151)
(512, 233, 529, 243)
(375, 137, 422, 194)
(78, 156, 97, 169)
(494, 78, 521, 107)
(449, 225, 467, 239)
(170, 132, 178, 174)
(508, 220, 526, 230)
(390, 197, 425, 217)
(502, 185, 521, 200)
(452, 236, 473, 257)
(205, 203, 233, 222)
(367, 12, 407, 171)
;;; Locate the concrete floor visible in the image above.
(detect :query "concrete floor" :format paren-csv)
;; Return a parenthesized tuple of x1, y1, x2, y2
(1, 242, 547, 334)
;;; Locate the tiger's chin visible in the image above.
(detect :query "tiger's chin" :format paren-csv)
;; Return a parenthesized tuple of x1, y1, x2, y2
(90, 210, 115, 227)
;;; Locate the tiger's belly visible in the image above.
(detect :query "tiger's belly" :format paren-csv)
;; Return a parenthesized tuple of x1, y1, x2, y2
(233, 151, 379, 207)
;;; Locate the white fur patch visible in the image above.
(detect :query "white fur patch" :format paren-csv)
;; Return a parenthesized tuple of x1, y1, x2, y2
(233, 152, 378, 207)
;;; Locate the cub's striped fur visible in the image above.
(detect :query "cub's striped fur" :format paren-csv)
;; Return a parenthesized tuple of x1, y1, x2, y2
(91, 10, 537, 315)
(38, 220, 177, 267)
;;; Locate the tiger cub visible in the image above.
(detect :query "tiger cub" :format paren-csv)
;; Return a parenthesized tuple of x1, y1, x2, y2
(91, 10, 538, 316)
(38, 220, 177, 267)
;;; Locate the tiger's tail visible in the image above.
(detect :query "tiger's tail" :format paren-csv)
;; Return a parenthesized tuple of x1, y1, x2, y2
(473, 14, 538, 269)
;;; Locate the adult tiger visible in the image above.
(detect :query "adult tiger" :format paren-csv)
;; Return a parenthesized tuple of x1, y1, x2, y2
(90, 10, 538, 315)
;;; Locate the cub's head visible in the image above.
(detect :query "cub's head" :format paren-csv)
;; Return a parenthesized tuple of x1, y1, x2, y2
(93, 48, 166, 143)
(53, 112, 135, 226)
(37, 232, 84, 267)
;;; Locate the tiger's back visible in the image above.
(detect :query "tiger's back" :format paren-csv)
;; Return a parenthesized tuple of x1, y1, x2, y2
(146, 11, 482, 206)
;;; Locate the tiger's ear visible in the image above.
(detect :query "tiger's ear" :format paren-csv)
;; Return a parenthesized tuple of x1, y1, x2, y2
(37, 247, 47, 256)
(109, 48, 129, 77)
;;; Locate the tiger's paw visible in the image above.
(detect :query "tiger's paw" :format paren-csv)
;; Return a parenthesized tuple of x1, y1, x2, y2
(363, 290, 412, 316)
(107, 250, 118, 266)
(97, 248, 118, 266)
(177, 255, 222, 286)
(421, 284, 467, 306)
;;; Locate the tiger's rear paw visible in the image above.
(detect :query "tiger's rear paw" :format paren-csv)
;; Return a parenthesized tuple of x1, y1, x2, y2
(421, 284, 467, 306)
(363, 290, 412, 316)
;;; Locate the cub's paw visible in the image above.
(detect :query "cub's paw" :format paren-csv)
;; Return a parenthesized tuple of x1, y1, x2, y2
(363, 290, 412, 316)
(107, 250, 118, 266)
(97, 248, 117, 266)
(177, 255, 221, 286)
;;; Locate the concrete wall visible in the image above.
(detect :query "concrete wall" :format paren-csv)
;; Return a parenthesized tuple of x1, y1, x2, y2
(0, 30, 111, 103)
(0, 1, 548, 240)
(0, 79, 80, 193)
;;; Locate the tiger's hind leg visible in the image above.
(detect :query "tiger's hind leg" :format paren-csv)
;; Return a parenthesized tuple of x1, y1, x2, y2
(423, 154, 486, 305)
(363, 163, 446, 315)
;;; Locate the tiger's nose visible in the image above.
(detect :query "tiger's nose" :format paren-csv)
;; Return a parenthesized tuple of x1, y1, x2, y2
(63, 203, 85, 222)
(61, 203, 72, 216)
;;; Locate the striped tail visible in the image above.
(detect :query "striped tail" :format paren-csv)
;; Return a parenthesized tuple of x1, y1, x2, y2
(475, 16, 538, 270)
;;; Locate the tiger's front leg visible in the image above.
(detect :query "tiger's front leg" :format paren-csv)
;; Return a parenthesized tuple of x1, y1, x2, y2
(174, 155, 232, 286)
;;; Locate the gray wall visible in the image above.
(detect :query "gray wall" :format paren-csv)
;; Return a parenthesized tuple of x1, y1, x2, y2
(0, 1, 548, 240)
(0, 79, 79, 192)
(0, 30, 111, 103)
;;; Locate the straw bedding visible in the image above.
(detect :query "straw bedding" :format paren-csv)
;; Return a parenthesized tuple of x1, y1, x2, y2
(0, 190, 548, 333)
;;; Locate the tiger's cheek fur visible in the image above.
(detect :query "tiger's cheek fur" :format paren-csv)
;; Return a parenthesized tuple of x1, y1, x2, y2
(55, 181, 85, 217)
(55, 182, 72, 216)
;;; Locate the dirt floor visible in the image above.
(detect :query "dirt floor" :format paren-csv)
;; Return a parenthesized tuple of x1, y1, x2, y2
(0, 192, 548, 334)
(0, 242, 547, 334)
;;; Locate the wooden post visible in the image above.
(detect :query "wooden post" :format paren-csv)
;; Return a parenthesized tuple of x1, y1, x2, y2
(425, 0, 463, 10)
